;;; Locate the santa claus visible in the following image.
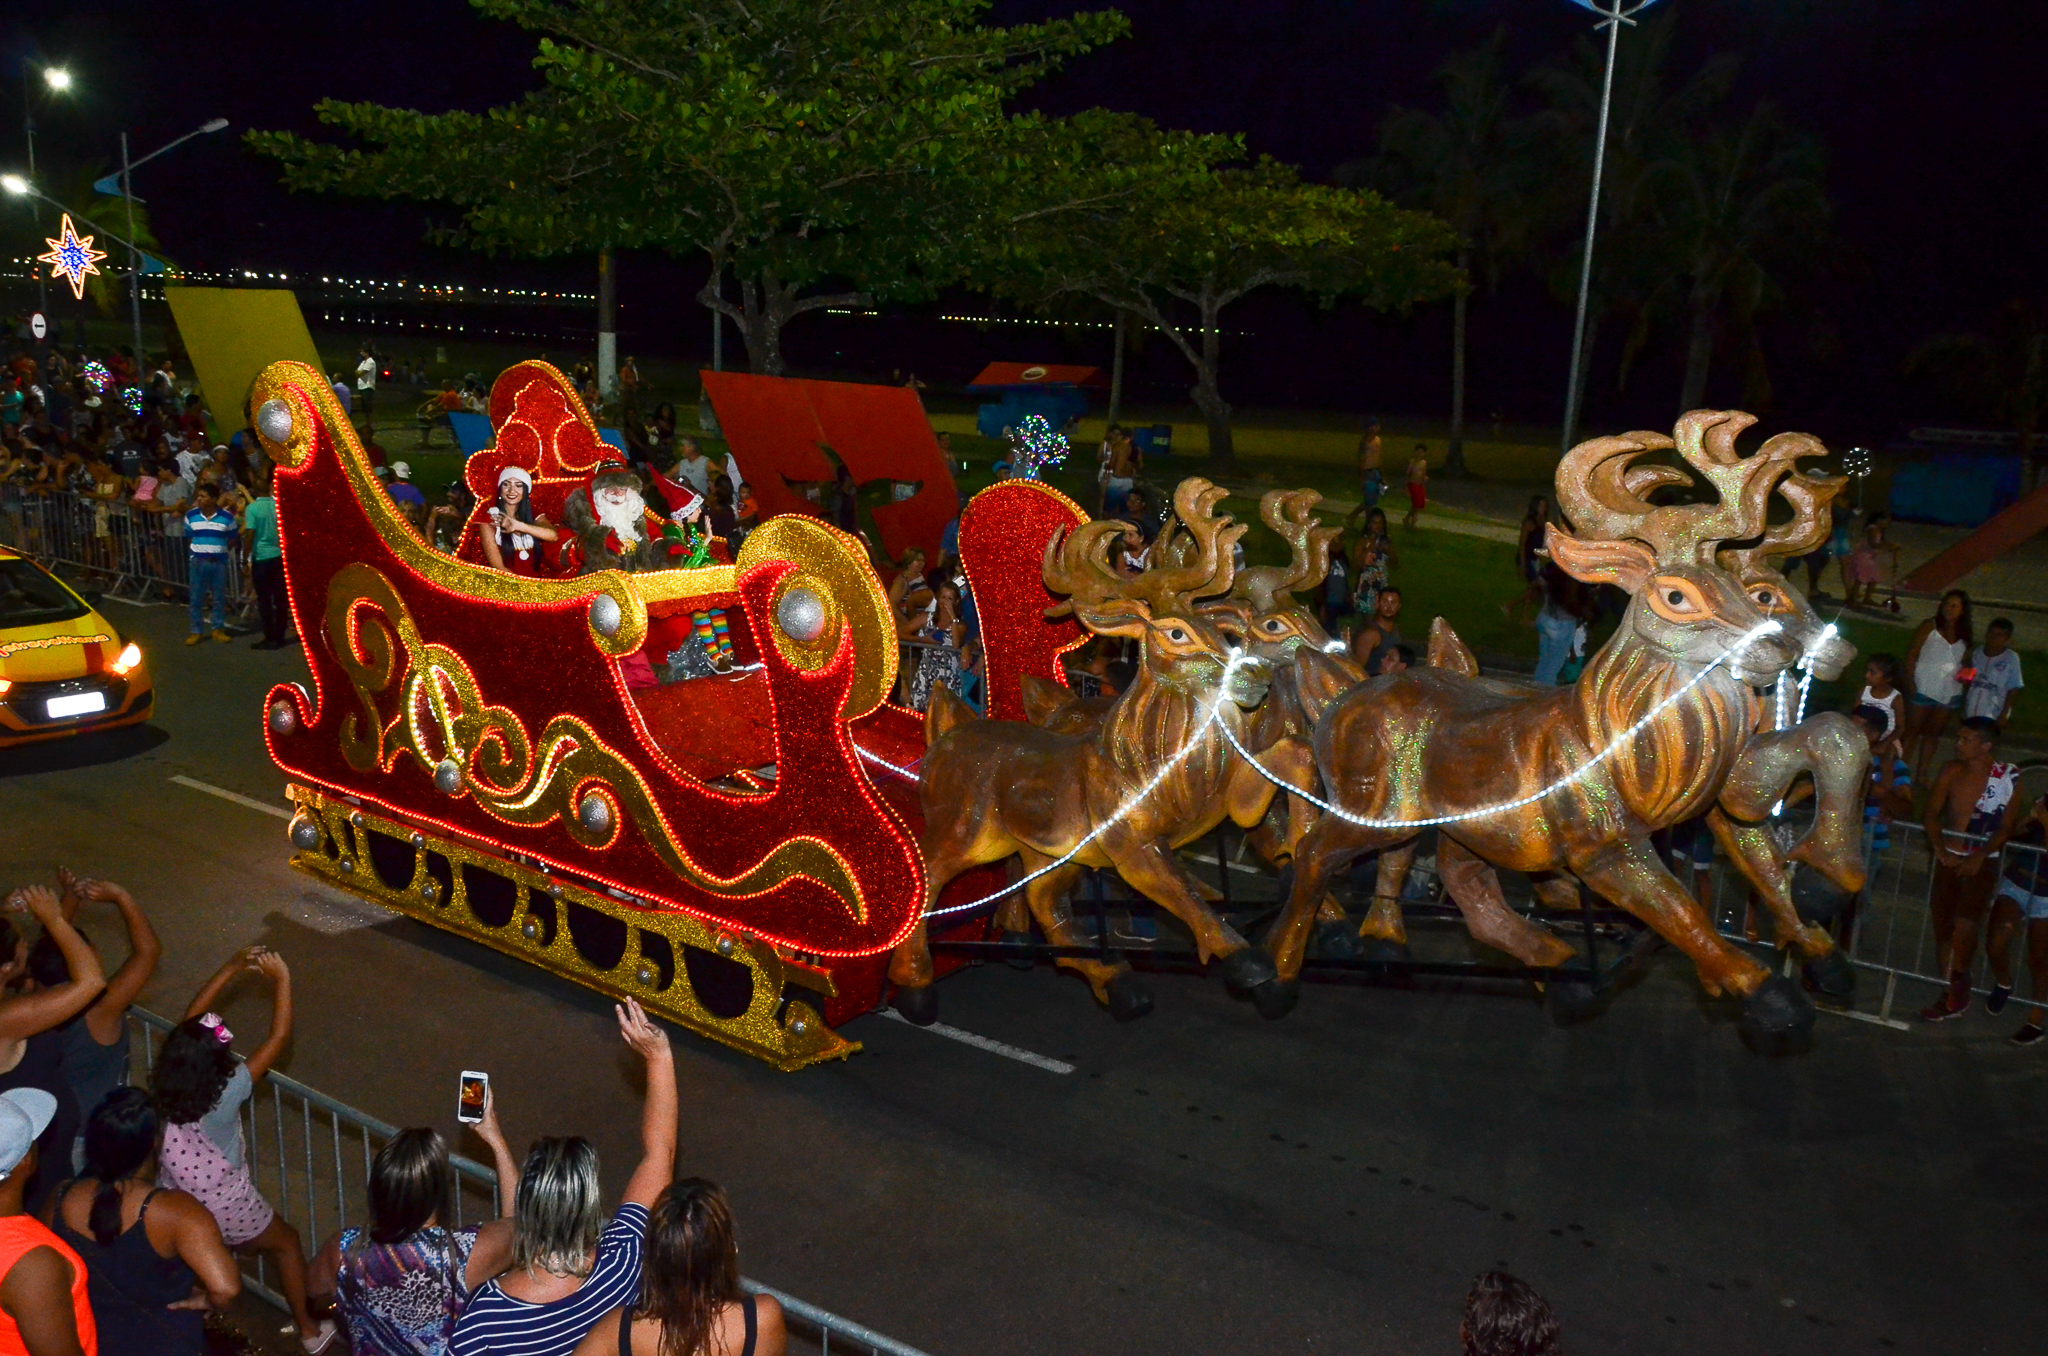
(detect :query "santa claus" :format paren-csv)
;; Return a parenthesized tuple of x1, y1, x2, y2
(561, 461, 703, 575)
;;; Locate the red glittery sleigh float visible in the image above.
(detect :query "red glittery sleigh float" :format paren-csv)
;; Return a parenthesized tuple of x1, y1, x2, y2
(251, 359, 933, 1069)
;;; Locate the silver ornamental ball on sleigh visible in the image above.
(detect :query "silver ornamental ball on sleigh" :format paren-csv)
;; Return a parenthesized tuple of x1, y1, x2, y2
(256, 398, 294, 445)
(433, 758, 464, 795)
(589, 593, 622, 638)
(268, 701, 298, 735)
(776, 586, 827, 643)
(288, 813, 322, 852)
(577, 792, 613, 836)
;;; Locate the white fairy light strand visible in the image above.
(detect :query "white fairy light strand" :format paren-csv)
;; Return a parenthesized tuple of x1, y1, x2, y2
(870, 621, 1782, 920)
(1220, 620, 1787, 831)
(916, 657, 1255, 919)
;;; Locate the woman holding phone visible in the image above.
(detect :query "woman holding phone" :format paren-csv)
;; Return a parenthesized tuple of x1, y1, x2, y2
(309, 1091, 521, 1356)
(451, 1000, 677, 1356)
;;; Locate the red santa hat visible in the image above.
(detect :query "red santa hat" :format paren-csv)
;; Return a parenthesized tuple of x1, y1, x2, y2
(648, 463, 705, 522)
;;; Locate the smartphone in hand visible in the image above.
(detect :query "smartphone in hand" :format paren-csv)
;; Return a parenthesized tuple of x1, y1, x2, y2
(457, 1071, 489, 1124)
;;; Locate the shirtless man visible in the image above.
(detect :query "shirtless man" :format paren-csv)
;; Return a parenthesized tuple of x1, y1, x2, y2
(1919, 716, 2024, 1021)
(1403, 443, 1430, 529)
(1349, 587, 1403, 675)
(1347, 417, 1385, 524)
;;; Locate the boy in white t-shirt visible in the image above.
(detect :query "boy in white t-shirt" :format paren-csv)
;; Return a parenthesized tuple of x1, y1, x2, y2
(1964, 617, 2024, 728)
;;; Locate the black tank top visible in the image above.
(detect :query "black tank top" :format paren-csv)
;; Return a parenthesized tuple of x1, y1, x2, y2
(53, 1185, 206, 1355)
(619, 1296, 756, 1356)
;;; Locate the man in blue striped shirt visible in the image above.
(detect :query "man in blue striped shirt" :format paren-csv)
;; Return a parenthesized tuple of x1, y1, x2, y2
(185, 480, 238, 643)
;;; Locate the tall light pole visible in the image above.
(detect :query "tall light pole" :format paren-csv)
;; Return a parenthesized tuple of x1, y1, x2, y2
(20, 62, 74, 326)
(115, 118, 229, 362)
(1558, 0, 1665, 454)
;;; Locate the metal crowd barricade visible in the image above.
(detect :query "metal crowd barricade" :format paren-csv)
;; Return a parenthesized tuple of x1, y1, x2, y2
(0, 484, 252, 620)
(1708, 820, 2048, 1027)
(124, 1007, 934, 1356)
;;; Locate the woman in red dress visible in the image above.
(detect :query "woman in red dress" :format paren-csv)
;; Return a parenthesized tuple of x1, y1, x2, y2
(480, 466, 561, 575)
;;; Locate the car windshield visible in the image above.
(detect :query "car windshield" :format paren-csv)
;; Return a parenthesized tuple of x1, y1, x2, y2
(0, 559, 90, 627)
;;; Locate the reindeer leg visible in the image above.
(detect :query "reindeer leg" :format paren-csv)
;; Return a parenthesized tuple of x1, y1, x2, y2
(1233, 737, 1346, 922)
(1436, 838, 1579, 969)
(1571, 836, 1810, 1039)
(1015, 851, 1151, 1020)
(1722, 714, 1870, 896)
(1529, 873, 1585, 911)
(1109, 839, 1282, 1005)
(891, 807, 1019, 1024)
(1357, 842, 1418, 950)
(1708, 807, 1854, 1000)
(1266, 814, 1408, 990)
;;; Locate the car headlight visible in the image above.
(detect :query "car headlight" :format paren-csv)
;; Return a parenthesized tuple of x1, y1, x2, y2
(111, 642, 143, 676)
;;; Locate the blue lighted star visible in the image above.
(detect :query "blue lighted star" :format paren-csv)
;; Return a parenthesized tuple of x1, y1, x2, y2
(37, 214, 107, 301)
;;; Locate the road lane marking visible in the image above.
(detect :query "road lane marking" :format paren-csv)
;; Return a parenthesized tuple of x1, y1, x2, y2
(880, 1009, 1074, 1074)
(170, 775, 293, 820)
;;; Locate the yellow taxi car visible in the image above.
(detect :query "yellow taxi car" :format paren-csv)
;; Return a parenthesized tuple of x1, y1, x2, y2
(0, 545, 154, 748)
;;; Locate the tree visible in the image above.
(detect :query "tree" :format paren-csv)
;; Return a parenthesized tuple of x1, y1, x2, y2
(1528, 7, 1737, 407)
(1640, 102, 1830, 411)
(1344, 27, 1550, 473)
(1907, 300, 2048, 484)
(250, 0, 1128, 374)
(1000, 115, 1460, 469)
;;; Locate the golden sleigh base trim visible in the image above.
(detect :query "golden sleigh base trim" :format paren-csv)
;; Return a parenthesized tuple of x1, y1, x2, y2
(286, 785, 857, 1071)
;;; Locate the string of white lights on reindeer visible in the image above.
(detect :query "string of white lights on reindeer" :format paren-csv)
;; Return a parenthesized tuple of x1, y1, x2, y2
(1218, 619, 1787, 830)
(866, 619, 1785, 919)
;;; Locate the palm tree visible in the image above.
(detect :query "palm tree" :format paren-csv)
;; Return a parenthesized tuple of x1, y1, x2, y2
(1347, 27, 1549, 473)
(1640, 103, 1830, 411)
(1907, 300, 2048, 487)
(1529, 7, 1737, 410)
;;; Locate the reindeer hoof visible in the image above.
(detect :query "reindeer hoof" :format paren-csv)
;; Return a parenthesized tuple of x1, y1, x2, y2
(1738, 976, 1815, 1051)
(999, 930, 1037, 971)
(1105, 972, 1154, 1022)
(1251, 978, 1301, 1020)
(1545, 975, 1608, 1027)
(889, 983, 938, 1027)
(1791, 866, 1851, 924)
(1362, 938, 1412, 968)
(1219, 947, 1279, 996)
(1801, 948, 1856, 1001)
(1313, 920, 1363, 961)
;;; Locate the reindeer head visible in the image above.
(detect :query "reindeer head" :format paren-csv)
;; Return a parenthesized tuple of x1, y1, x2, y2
(1228, 489, 1349, 664)
(1547, 411, 1814, 687)
(1714, 449, 1857, 682)
(1044, 479, 1272, 709)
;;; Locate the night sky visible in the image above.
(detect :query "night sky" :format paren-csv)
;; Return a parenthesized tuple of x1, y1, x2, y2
(6, 1, 2043, 438)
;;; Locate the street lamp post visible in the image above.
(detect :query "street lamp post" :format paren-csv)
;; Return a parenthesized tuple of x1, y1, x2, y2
(20, 62, 74, 326)
(1557, 0, 1665, 454)
(114, 118, 229, 363)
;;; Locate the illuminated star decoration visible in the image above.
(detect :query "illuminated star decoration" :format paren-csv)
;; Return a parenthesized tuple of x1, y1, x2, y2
(37, 214, 108, 301)
(1004, 414, 1068, 481)
(120, 386, 144, 416)
(80, 361, 112, 393)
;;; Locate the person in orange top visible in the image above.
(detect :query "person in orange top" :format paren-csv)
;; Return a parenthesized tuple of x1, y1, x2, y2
(0, 1088, 94, 1356)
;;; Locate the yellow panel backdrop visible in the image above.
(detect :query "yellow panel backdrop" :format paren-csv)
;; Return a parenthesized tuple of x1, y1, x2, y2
(164, 287, 327, 438)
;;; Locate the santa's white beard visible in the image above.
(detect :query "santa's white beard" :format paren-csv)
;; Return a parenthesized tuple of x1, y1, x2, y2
(594, 490, 646, 546)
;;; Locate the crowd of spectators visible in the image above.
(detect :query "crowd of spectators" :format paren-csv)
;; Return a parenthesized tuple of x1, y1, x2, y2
(0, 868, 787, 1356)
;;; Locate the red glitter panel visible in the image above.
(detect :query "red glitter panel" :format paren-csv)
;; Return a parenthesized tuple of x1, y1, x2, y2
(699, 371, 835, 535)
(955, 482, 1088, 723)
(803, 380, 959, 566)
(702, 371, 960, 565)
(262, 364, 924, 957)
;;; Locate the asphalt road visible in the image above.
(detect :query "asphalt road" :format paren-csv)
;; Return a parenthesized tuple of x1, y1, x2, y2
(4, 595, 2044, 1356)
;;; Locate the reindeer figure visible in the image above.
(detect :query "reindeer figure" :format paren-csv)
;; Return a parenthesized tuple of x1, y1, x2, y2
(888, 479, 1282, 1024)
(1263, 412, 1818, 1038)
(1705, 440, 1871, 992)
(1021, 489, 1354, 883)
